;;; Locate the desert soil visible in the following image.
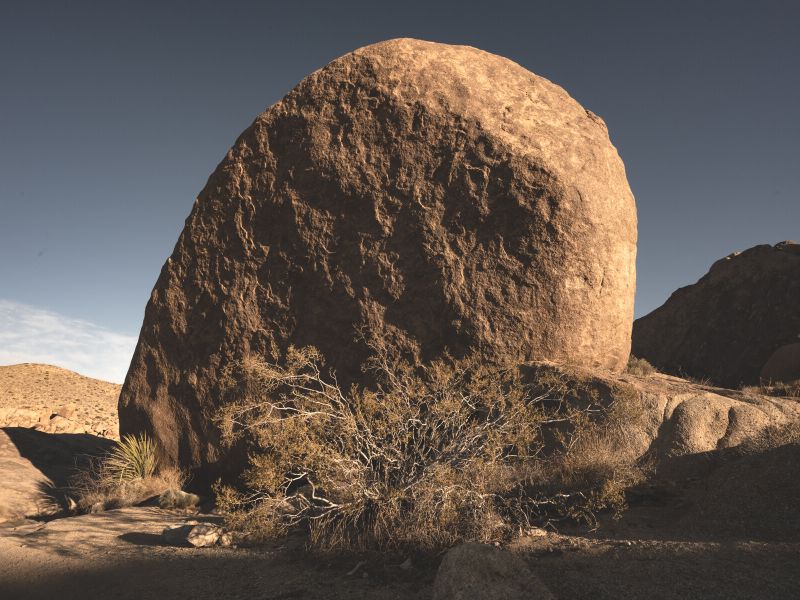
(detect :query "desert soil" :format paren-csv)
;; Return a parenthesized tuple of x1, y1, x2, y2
(1, 364, 799, 599)
(2, 501, 799, 599)
(0, 363, 120, 438)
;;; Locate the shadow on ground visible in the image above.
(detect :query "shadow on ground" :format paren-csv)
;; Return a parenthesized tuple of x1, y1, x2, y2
(1, 427, 114, 486)
(591, 441, 800, 544)
(0, 507, 437, 600)
(0, 427, 115, 519)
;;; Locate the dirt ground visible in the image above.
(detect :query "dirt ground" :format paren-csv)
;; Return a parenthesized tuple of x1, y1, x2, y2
(1, 499, 799, 600)
(2, 364, 799, 599)
(2, 437, 800, 600)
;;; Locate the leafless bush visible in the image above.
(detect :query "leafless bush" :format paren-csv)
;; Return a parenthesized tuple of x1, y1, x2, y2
(215, 343, 644, 551)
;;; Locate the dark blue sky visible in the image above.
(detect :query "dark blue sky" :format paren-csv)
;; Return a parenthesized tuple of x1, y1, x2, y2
(1, 1, 798, 379)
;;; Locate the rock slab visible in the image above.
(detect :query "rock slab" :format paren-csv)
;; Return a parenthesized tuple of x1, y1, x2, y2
(633, 241, 800, 387)
(433, 543, 554, 600)
(119, 38, 637, 475)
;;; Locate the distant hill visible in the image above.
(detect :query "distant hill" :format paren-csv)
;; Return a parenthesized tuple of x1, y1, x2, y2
(0, 363, 119, 438)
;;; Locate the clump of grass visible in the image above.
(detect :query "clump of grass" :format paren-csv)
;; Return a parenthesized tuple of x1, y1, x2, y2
(215, 341, 645, 551)
(70, 433, 186, 513)
(739, 421, 800, 454)
(744, 380, 800, 399)
(625, 356, 656, 377)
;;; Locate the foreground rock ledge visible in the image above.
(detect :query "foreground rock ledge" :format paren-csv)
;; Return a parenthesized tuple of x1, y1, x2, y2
(120, 38, 637, 475)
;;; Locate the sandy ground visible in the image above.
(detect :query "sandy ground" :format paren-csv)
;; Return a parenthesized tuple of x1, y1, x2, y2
(0, 508, 436, 600)
(1, 434, 799, 600)
(1, 500, 799, 600)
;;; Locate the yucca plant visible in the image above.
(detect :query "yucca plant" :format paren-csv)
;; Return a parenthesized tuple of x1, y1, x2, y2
(105, 433, 158, 482)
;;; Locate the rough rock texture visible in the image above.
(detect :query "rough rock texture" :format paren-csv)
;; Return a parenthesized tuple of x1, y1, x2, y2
(632, 376, 800, 461)
(529, 361, 800, 467)
(433, 543, 554, 600)
(119, 38, 637, 475)
(633, 241, 800, 388)
(761, 343, 800, 383)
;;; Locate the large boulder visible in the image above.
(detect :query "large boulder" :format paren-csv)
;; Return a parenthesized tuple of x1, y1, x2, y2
(760, 343, 800, 384)
(119, 38, 637, 475)
(633, 241, 800, 388)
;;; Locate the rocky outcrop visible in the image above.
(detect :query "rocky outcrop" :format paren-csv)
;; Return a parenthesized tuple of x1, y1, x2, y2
(632, 376, 799, 460)
(0, 428, 114, 522)
(119, 38, 637, 475)
(632, 241, 800, 388)
(529, 361, 800, 465)
(761, 343, 800, 384)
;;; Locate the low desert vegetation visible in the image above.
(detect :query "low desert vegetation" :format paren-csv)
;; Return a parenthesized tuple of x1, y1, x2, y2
(739, 420, 800, 454)
(742, 380, 800, 399)
(625, 356, 656, 377)
(69, 433, 187, 513)
(215, 341, 646, 551)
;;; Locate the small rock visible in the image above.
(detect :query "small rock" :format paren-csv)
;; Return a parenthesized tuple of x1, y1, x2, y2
(159, 488, 200, 509)
(162, 524, 194, 546)
(187, 524, 222, 548)
(56, 403, 77, 420)
(527, 527, 548, 537)
(47, 415, 75, 433)
(162, 523, 223, 548)
(433, 543, 554, 600)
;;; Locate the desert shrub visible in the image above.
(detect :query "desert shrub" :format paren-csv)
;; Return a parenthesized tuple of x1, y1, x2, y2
(215, 343, 644, 551)
(69, 433, 185, 512)
(744, 380, 800, 399)
(625, 356, 656, 377)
